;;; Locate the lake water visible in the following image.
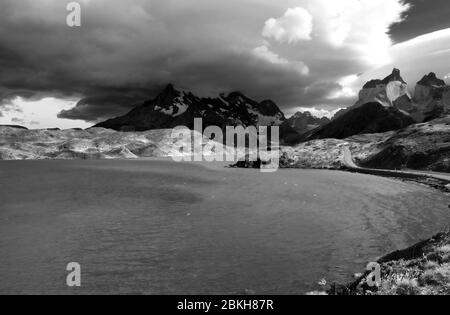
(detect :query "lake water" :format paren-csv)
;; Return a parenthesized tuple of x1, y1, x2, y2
(0, 159, 449, 294)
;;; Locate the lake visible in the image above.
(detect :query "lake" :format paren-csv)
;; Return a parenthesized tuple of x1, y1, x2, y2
(0, 159, 449, 294)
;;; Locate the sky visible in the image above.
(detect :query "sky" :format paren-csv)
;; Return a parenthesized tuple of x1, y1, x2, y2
(1, 0, 450, 129)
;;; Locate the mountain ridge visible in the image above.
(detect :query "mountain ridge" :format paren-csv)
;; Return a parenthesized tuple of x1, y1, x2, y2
(304, 69, 450, 142)
(285, 111, 330, 135)
(94, 84, 303, 144)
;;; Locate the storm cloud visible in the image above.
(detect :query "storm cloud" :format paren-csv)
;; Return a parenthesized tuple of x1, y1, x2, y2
(0, 0, 448, 127)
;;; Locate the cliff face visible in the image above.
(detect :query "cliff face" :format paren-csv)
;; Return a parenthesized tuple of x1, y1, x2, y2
(311, 69, 450, 143)
(412, 73, 450, 122)
(335, 70, 450, 124)
(355, 69, 411, 109)
(332, 69, 413, 124)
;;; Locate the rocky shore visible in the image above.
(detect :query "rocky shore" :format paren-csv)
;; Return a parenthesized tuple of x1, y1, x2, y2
(327, 230, 450, 295)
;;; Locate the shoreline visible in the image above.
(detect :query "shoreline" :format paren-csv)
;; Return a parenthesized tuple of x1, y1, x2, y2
(2, 158, 449, 295)
(327, 165, 450, 295)
(211, 159, 450, 295)
(342, 166, 450, 194)
(275, 161, 450, 295)
(327, 229, 450, 295)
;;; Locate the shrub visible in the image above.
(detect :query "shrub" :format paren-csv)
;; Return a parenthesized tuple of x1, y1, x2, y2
(419, 270, 445, 286)
(395, 280, 420, 295)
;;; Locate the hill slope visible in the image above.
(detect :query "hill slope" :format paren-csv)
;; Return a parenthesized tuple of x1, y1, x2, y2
(302, 102, 415, 141)
(0, 126, 231, 160)
(360, 117, 450, 171)
(280, 116, 450, 173)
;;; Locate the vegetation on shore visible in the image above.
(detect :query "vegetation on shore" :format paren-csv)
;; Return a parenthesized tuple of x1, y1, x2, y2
(327, 230, 450, 295)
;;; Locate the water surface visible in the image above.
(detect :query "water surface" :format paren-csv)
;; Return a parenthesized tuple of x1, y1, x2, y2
(0, 159, 449, 294)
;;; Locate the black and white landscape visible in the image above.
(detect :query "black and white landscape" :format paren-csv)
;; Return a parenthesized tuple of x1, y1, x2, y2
(1, 0, 450, 296)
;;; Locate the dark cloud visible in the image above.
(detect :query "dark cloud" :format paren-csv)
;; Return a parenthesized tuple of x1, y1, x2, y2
(390, 0, 450, 42)
(58, 90, 155, 122)
(0, 0, 427, 124)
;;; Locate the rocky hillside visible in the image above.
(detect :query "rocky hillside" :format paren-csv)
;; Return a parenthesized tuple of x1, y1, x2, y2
(280, 132, 392, 170)
(95, 84, 300, 144)
(285, 111, 330, 135)
(329, 230, 450, 295)
(280, 116, 450, 173)
(301, 102, 415, 141)
(0, 126, 234, 160)
(3, 117, 450, 173)
(360, 116, 450, 171)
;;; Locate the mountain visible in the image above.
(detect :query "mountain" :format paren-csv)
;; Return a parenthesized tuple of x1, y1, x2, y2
(307, 69, 450, 142)
(285, 111, 330, 135)
(332, 68, 412, 123)
(280, 115, 450, 173)
(94, 84, 300, 143)
(301, 102, 415, 141)
(417, 72, 446, 87)
(4, 116, 450, 173)
(362, 68, 406, 89)
(412, 72, 450, 122)
(354, 68, 412, 110)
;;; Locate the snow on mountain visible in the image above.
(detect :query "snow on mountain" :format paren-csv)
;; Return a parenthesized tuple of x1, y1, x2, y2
(286, 111, 330, 135)
(355, 68, 411, 108)
(95, 85, 300, 144)
(334, 69, 450, 124)
(0, 126, 247, 161)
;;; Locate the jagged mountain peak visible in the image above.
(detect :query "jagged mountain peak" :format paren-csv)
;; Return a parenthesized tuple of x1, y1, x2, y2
(155, 84, 199, 99)
(163, 83, 176, 91)
(382, 68, 406, 85)
(363, 68, 406, 88)
(417, 72, 446, 87)
(222, 91, 252, 104)
(286, 111, 330, 136)
(292, 111, 314, 118)
(258, 100, 284, 117)
(153, 83, 182, 103)
(94, 85, 298, 143)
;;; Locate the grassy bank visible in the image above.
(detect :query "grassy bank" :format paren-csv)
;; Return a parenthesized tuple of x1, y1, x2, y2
(327, 230, 450, 295)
